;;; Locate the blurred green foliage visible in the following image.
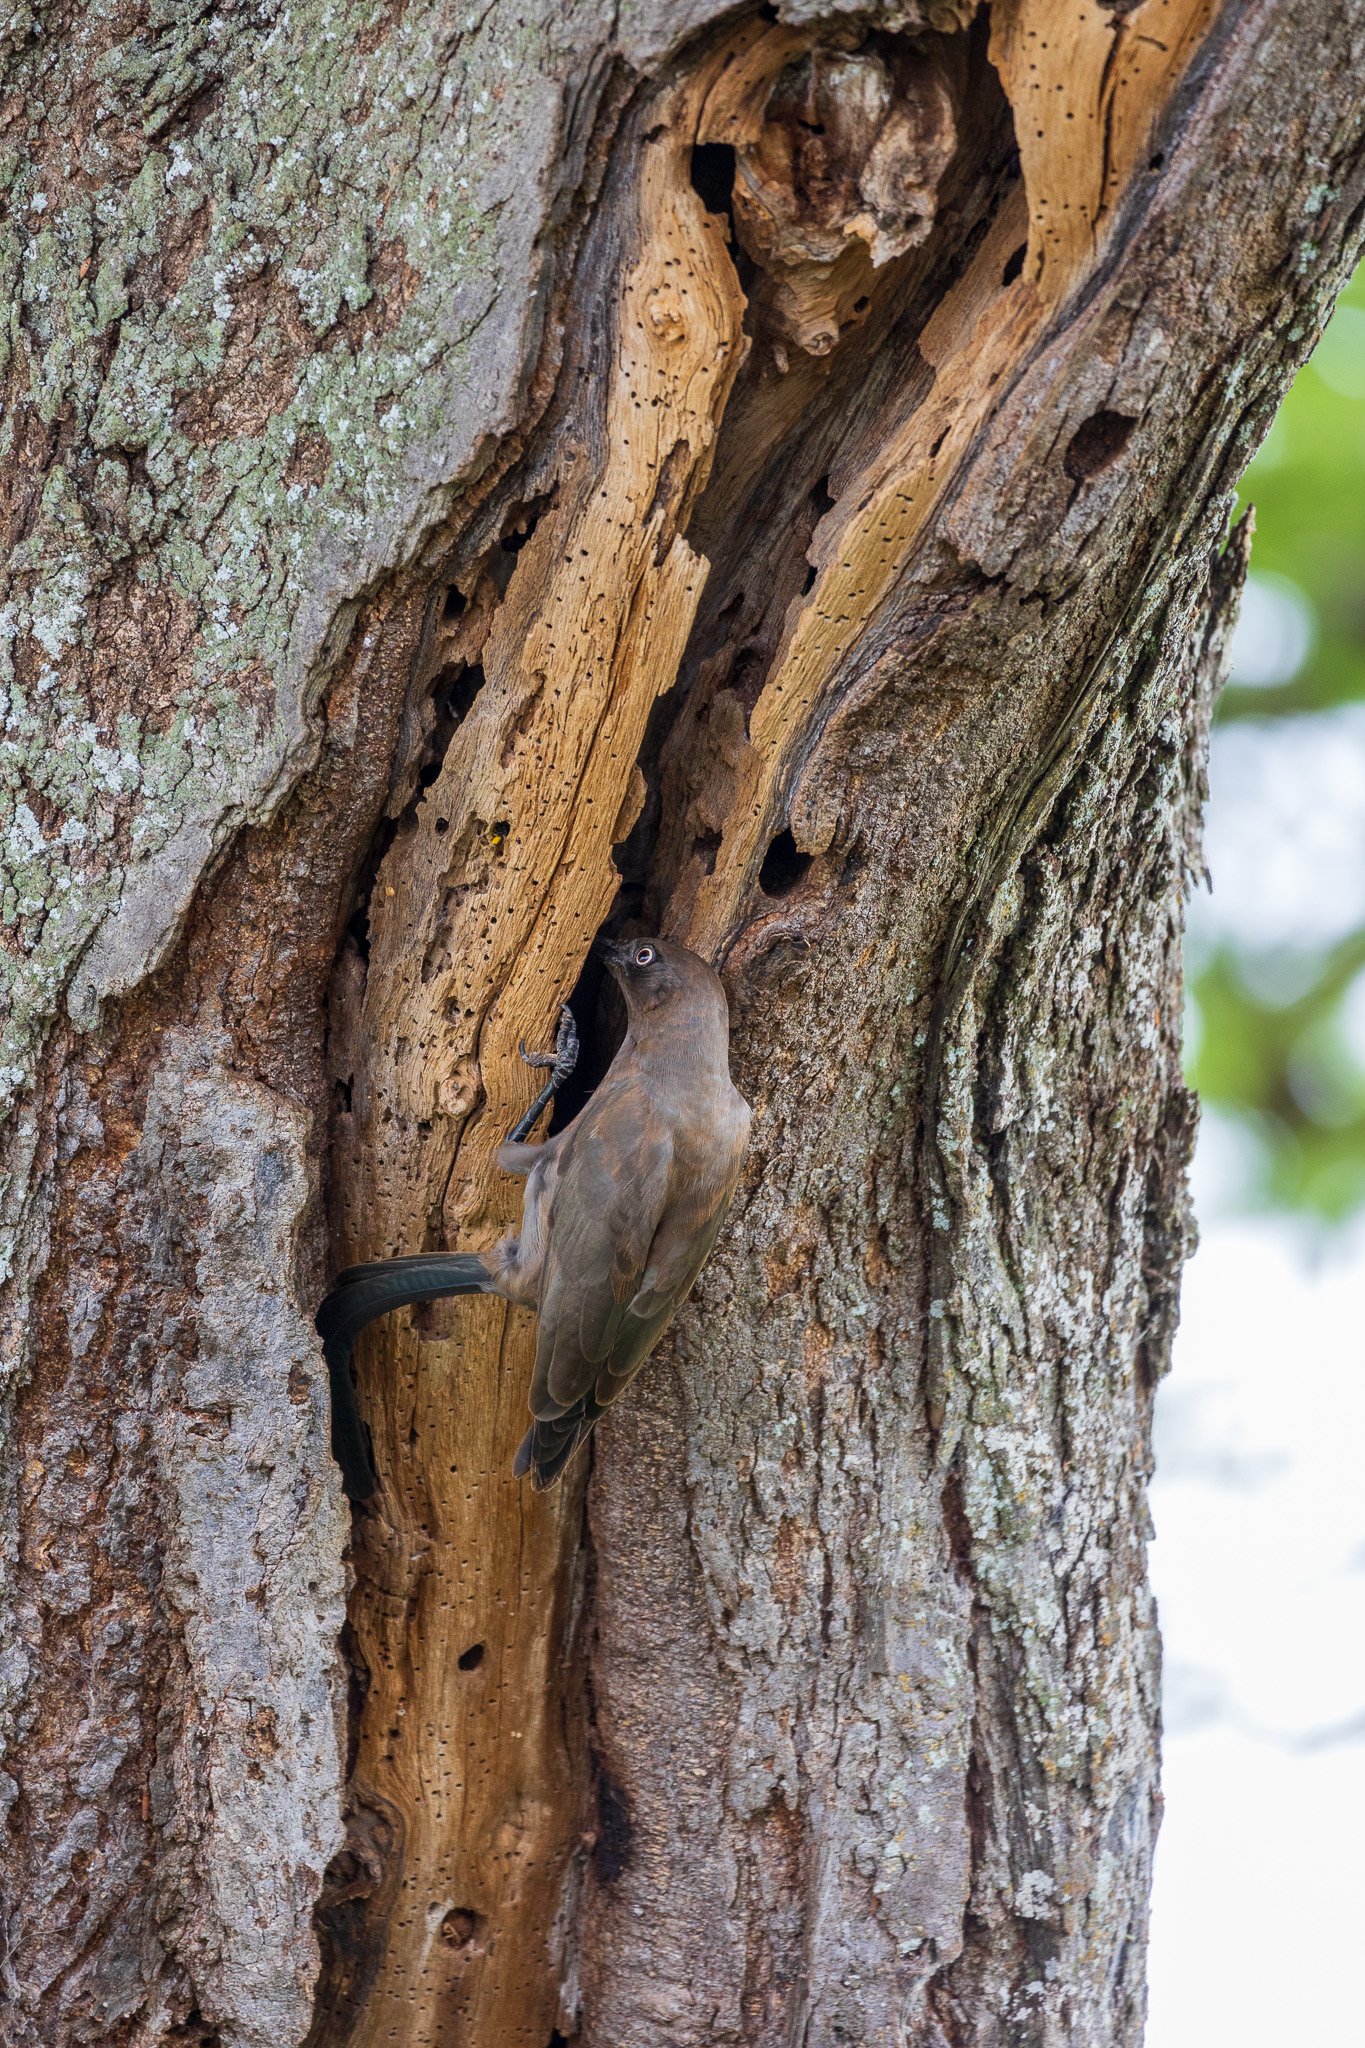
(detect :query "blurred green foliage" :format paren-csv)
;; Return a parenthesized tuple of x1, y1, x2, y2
(1186, 262, 1365, 1222)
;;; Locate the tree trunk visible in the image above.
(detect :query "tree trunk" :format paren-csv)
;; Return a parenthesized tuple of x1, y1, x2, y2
(1, 3, 1360, 2045)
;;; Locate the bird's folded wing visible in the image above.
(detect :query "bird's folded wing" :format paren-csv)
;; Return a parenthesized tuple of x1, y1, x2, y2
(588, 1195, 733, 1409)
(530, 1080, 674, 1418)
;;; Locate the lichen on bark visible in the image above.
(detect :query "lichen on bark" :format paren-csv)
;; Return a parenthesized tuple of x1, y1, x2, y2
(0, 0, 596, 1145)
(0, 1, 1363, 2045)
(0, 2, 655, 2037)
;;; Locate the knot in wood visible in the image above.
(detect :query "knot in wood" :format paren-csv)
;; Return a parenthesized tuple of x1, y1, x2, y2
(440, 1059, 483, 1120)
(730, 40, 959, 355)
(646, 284, 688, 342)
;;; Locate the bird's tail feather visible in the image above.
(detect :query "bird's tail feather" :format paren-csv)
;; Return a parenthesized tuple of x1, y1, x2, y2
(317, 1253, 493, 1501)
(513, 1401, 603, 1492)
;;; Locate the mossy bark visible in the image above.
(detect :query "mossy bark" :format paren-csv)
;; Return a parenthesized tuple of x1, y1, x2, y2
(0, 3, 1361, 2045)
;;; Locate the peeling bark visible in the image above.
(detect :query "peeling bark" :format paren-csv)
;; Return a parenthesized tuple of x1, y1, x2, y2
(1, 3, 1362, 2047)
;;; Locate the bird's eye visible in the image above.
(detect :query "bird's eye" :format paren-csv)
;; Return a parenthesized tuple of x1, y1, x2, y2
(634, 945, 655, 967)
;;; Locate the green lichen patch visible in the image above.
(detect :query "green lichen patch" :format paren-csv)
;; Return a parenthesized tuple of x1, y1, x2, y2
(0, 0, 598, 1250)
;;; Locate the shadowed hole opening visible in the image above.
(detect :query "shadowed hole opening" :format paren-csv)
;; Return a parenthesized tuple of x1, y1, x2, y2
(803, 474, 835, 593)
(730, 643, 769, 718)
(341, 663, 488, 961)
(417, 663, 485, 793)
(457, 1642, 485, 1671)
(343, 814, 399, 962)
(694, 828, 723, 875)
(1063, 409, 1137, 482)
(543, 937, 625, 1137)
(440, 1907, 481, 1948)
(592, 1758, 634, 1885)
(488, 491, 555, 597)
(690, 142, 736, 218)
(759, 828, 812, 898)
(1001, 242, 1027, 286)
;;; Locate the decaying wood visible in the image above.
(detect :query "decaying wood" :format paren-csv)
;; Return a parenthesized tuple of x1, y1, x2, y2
(0, 1, 1362, 2045)
(318, 48, 749, 2045)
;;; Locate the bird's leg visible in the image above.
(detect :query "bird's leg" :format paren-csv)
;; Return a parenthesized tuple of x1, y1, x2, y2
(318, 1003, 578, 1500)
(508, 1003, 579, 1143)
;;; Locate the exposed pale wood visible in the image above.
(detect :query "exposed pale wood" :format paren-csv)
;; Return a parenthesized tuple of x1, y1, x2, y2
(680, 0, 1219, 956)
(326, 38, 752, 2048)
(991, 0, 1220, 295)
(331, 11, 1224, 2040)
(4, 3, 1362, 2045)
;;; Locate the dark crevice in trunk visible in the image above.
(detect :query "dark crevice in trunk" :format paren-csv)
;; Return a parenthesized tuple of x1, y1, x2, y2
(547, 942, 626, 1136)
(613, 27, 1021, 949)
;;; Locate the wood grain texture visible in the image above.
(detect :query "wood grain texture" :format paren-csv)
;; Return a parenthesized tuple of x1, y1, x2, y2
(991, 0, 1221, 295)
(2, 2, 1363, 2045)
(320, 39, 751, 2048)
(328, 4, 1226, 2037)
(575, 4, 1365, 2045)
(684, 0, 1220, 957)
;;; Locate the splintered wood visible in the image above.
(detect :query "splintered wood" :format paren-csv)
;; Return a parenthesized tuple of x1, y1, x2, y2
(326, 47, 746, 2048)
(324, 5, 1220, 2043)
(682, 0, 1221, 957)
(990, 0, 1220, 294)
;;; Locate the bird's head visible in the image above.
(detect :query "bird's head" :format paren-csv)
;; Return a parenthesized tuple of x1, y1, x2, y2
(602, 935, 729, 1039)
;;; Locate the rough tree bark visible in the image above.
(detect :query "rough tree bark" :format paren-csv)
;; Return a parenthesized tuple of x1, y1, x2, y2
(0, 2, 1360, 2045)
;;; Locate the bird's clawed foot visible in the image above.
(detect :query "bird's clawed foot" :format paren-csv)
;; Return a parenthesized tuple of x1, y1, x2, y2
(519, 1004, 579, 1090)
(507, 1004, 579, 1144)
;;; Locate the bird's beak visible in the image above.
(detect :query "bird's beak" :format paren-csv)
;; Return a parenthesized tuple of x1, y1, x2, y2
(597, 937, 633, 974)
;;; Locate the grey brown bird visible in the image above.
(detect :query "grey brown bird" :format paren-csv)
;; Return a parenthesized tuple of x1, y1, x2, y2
(318, 938, 750, 1497)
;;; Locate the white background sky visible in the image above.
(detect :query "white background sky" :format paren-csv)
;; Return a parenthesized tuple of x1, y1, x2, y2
(1148, 1204, 1365, 2046)
(1146, 605, 1365, 2045)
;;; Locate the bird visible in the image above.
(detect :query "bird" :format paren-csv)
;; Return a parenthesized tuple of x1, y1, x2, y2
(317, 937, 751, 1497)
